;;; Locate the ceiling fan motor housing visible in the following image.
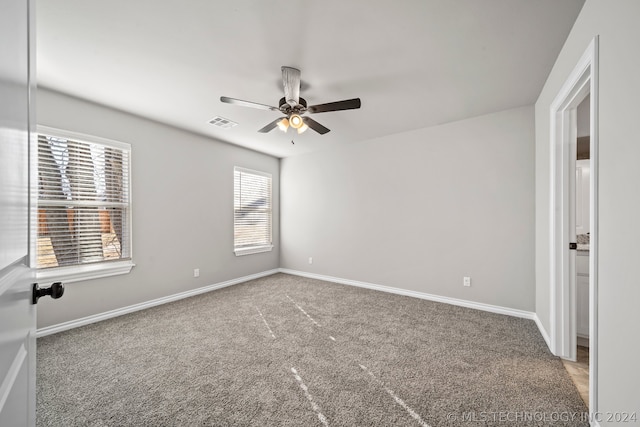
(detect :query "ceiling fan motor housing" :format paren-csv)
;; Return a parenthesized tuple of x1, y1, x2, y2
(279, 97, 307, 114)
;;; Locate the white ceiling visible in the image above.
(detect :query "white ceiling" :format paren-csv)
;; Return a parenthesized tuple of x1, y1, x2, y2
(36, 0, 584, 158)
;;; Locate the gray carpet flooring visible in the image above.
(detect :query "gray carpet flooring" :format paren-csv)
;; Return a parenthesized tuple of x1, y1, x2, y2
(37, 273, 588, 426)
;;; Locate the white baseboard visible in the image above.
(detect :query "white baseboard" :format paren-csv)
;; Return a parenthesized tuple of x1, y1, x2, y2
(533, 313, 552, 350)
(279, 268, 537, 320)
(37, 267, 554, 355)
(36, 269, 280, 338)
(280, 269, 559, 351)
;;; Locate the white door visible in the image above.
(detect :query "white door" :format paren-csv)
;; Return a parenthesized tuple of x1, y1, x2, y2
(0, 0, 37, 425)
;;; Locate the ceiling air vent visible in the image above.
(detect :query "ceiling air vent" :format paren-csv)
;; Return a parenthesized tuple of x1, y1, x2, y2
(209, 116, 238, 129)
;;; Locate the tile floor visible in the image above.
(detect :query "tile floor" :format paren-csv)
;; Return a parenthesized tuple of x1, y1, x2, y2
(562, 345, 589, 407)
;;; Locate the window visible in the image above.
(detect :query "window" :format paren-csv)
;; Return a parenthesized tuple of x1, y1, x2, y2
(234, 167, 273, 256)
(36, 127, 133, 281)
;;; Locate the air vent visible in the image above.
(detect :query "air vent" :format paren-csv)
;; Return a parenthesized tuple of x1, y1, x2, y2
(209, 116, 238, 129)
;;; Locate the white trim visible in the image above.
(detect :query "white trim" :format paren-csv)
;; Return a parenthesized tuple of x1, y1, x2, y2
(34, 125, 134, 277)
(233, 166, 272, 180)
(37, 125, 132, 151)
(36, 269, 279, 337)
(279, 269, 537, 320)
(36, 260, 135, 284)
(588, 37, 599, 417)
(282, 269, 555, 349)
(233, 166, 273, 254)
(549, 38, 596, 357)
(548, 36, 599, 416)
(533, 314, 552, 350)
(234, 245, 274, 256)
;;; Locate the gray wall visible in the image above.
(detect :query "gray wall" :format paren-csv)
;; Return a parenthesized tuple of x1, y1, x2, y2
(535, 0, 640, 420)
(36, 89, 280, 329)
(281, 106, 535, 311)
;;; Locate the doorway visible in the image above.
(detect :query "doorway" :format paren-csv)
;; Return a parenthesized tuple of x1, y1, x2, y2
(549, 37, 598, 413)
(561, 94, 590, 407)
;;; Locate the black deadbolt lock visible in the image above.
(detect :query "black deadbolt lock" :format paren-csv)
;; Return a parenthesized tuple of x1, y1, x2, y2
(32, 282, 64, 304)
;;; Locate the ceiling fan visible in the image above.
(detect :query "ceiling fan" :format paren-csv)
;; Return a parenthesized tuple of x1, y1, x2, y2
(220, 66, 361, 135)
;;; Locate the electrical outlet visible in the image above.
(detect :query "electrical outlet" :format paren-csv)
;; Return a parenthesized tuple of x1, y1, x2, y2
(308, 257, 313, 265)
(463, 276, 471, 287)
(194, 268, 200, 278)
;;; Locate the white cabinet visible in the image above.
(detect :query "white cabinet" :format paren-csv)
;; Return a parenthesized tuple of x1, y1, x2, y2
(576, 253, 589, 275)
(577, 275, 589, 337)
(576, 252, 589, 338)
(575, 160, 590, 340)
(576, 160, 590, 236)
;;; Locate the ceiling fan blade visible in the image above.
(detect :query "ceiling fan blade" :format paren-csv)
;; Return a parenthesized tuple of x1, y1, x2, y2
(303, 117, 330, 135)
(220, 96, 279, 112)
(282, 66, 301, 107)
(258, 117, 286, 133)
(307, 98, 361, 114)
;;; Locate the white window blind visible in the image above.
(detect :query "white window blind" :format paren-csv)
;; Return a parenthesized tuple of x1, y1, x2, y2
(37, 131, 131, 269)
(234, 167, 272, 255)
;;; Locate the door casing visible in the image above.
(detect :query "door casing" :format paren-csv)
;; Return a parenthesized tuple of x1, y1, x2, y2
(549, 36, 599, 412)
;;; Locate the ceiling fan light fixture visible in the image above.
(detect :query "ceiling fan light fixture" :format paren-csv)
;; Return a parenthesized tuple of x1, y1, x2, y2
(221, 66, 362, 136)
(277, 118, 289, 132)
(289, 114, 303, 129)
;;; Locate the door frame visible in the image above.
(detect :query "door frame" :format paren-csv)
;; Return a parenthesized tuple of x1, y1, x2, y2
(549, 36, 599, 412)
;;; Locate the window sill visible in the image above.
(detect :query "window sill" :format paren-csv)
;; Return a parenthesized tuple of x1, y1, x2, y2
(36, 260, 135, 284)
(234, 245, 274, 257)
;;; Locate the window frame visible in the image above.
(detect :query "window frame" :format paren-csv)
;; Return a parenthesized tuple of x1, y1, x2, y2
(233, 166, 273, 256)
(34, 125, 134, 283)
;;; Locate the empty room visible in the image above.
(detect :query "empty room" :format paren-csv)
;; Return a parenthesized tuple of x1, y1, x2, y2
(2, 1, 640, 426)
